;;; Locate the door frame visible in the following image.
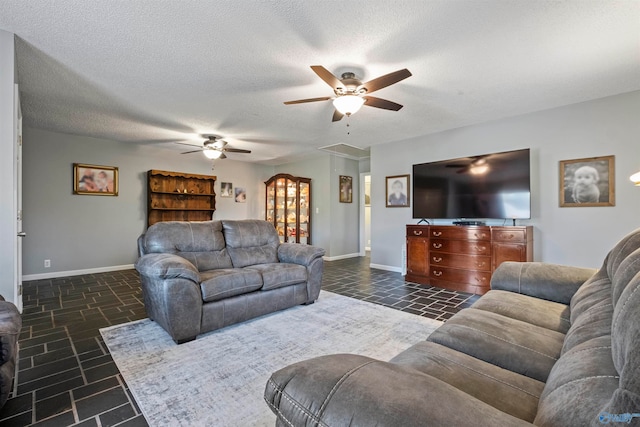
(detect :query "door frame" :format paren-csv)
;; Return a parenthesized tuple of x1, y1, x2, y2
(14, 84, 22, 311)
(359, 172, 371, 256)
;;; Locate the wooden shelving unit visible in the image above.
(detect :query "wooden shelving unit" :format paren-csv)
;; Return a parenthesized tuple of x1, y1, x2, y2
(147, 169, 217, 226)
(265, 174, 311, 244)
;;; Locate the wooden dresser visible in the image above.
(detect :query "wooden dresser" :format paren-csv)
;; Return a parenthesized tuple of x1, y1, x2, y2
(406, 225, 533, 295)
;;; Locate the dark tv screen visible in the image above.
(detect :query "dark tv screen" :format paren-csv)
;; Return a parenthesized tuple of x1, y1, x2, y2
(412, 148, 531, 220)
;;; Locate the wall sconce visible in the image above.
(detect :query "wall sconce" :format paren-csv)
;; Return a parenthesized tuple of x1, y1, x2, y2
(630, 171, 640, 186)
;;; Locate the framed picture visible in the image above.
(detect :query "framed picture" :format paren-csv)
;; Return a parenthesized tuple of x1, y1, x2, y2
(559, 155, 615, 207)
(73, 163, 118, 196)
(235, 187, 246, 203)
(220, 182, 233, 198)
(339, 175, 352, 203)
(386, 174, 410, 207)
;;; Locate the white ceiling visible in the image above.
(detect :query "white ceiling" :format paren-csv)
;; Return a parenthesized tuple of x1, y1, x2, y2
(1, 1, 638, 165)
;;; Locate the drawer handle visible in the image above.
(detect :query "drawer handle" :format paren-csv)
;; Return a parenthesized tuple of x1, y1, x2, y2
(475, 277, 487, 283)
(433, 257, 442, 263)
(433, 231, 442, 237)
(433, 270, 443, 277)
(474, 233, 488, 239)
(432, 243, 442, 249)
(474, 246, 486, 252)
(505, 234, 514, 239)
(476, 262, 486, 267)
(413, 230, 423, 236)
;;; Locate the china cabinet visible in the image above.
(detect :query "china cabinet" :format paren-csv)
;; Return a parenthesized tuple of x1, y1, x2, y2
(265, 174, 311, 244)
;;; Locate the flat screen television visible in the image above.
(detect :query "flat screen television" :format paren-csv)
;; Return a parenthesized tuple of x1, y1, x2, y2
(412, 148, 531, 220)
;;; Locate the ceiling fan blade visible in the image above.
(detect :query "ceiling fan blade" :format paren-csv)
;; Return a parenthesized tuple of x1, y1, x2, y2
(180, 150, 203, 154)
(332, 110, 344, 122)
(219, 153, 227, 160)
(361, 69, 412, 93)
(310, 65, 342, 89)
(363, 96, 403, 111)
(223, 148, 252, 153)
(284, 96, 332, 105)
(175, 142, 203, 148)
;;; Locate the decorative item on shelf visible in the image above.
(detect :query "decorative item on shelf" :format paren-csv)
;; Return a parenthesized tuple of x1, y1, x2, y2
(339, 175, 352, 203)
(73, 163, 118, 196)
(630, 170, 640, 186)
(386, 174, 410, 207)
(559, 155, 615, 207)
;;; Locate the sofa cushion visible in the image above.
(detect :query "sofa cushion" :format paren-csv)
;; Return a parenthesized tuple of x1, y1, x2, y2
(200, 269, 263, 303)
(427, 309, 565, 382)
(222, 220, 279, 268)
(534, 336, 619, 426)
(472, 290, 571, 334)
(143, 221, 233, 271)
(391, 341, 544, 422)
(246, 263, 307, 291)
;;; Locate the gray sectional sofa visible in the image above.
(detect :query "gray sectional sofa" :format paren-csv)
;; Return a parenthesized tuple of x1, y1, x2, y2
(265, 227, 640, 426)
(135, 219, 325, 343)
(0, 296, 21, 409)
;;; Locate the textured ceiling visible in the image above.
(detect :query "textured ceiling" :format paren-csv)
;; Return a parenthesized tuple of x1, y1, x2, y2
(1, 1, 638, 165)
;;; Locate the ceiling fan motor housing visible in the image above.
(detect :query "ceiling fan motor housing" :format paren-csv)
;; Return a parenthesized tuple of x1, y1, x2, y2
(335, 72, 366, 96)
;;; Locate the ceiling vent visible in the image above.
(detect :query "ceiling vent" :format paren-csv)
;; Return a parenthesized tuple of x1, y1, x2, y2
(318, 143, 370, 160)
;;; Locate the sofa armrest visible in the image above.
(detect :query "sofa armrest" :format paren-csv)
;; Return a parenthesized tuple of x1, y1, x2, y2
(277, 243, 325, 266)
(135, 253, 200, 283)
(491, 262, 597, 304)
(265, 354, 532, 427)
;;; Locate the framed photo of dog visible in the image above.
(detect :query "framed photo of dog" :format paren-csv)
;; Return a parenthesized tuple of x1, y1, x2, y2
(559, 155, 614, 207)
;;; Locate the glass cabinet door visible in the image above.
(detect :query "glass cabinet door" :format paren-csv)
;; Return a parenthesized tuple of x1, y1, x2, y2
(265, 174, 311, 245)
(299, 182, 310, 244)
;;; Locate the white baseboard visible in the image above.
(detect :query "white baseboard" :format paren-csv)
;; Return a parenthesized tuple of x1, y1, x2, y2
(23, 264, 135, 281)
(369, 263, 403, 273)
(323, 253, 361, 262)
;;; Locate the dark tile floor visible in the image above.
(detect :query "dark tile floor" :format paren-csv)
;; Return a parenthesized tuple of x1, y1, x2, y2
(0, 255, 479, 427)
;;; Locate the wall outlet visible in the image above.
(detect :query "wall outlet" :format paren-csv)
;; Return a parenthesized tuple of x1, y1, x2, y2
(44, 259, 51, 268)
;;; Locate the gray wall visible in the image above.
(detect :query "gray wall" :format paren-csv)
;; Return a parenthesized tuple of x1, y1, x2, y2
(371, 91, 640, 270)
(22, 127, 273, 276)
(329, 155, 360, 257)
(0, 30, 18, 302)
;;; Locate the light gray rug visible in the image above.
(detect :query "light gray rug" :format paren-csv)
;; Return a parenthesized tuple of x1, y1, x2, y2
(100, 291, 443, 427)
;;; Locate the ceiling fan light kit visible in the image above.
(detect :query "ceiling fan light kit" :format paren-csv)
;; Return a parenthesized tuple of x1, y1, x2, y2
(333, 95, 365, 116)
(203, 149, 222, 159)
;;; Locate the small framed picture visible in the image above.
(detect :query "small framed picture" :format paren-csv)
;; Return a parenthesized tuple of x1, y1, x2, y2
(235, 187, 246, 203)
(559, 155, 615, 207)
(220, 182, 233, 197)
(73, 163, 118, 196)
(339, 175, 352, 203)
(386, 174, 410, 207)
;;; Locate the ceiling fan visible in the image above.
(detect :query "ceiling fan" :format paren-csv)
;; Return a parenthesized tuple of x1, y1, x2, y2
(178, 136, 251, 160)
(284, 65, 412, 122)
(446, 155, 491, 175)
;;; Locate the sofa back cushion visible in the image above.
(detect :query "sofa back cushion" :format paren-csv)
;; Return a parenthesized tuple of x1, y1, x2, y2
(534, 228, 640, 426)
(222, 220, 279, 268)
(142, 221, 233, 271)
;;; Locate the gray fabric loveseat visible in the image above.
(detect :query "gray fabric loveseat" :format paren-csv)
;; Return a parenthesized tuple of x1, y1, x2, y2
(265, 227, 640, 426)
(135, 219, 325, 343)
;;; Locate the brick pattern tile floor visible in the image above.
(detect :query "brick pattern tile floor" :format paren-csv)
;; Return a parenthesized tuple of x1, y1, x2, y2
(0, 255, 479, 426)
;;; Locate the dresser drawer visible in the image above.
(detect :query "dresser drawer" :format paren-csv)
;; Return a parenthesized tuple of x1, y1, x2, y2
(407, 225, 429, 237)
(430, 253, 491, 271)
(430, 239, 490, 255)
(430, 266, 491, 288)
(430, 226, 490, 241)
(492, 228, 526, 242)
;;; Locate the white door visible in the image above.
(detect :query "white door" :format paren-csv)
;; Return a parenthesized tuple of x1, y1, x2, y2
(14, 84, 23, 311)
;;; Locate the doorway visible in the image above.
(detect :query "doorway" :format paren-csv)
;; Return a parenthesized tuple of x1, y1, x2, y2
(359, 173, 371, 256)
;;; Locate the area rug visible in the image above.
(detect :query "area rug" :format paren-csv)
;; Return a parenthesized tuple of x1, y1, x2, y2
(100, 291, 443, 427)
